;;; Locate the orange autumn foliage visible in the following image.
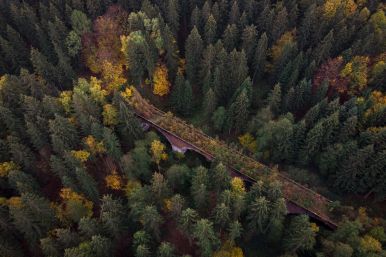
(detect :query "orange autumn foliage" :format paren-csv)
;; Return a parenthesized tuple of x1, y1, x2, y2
(57, 188, 93, 222)
(105, 170, 124, 190)
(82, 6, 127, 74)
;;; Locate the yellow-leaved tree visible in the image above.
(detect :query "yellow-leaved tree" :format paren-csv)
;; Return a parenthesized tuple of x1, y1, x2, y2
(340, 56, 369, 94)
(84, 135, 106, 155)
(89, 76, 107, 104)
(152, 63, 171, 96)
(231, 177, 246, 195)
(125, 179, 141, 198)
(105, 170, 124, 190)
(71, 150, 90, 163)
(213, 241, 244, 257)
(238, 133, 257, 153)
(56, 188, 93, 223)
(323, 0, 357, 18)
(269, 30, 296, 71)
(0, 161, 19, 177)
(151, 140, 168, 169)
(59, 91, 73, 113)
(102, 104, 118, 126)
(101, 61, 127, 92)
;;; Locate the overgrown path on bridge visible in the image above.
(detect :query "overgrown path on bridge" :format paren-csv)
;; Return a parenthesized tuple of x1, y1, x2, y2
(125, 87, 338, 229)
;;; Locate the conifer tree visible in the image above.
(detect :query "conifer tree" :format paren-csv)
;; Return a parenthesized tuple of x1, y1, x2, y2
(193, 219, 220, 257)
(100, 195, 127, 238)
(185, 27, 204, 86)
(204, 14, 217, 45)
(8, 170, 40, 195)
(283, 215, 316, 252)
(141, 205, 163, 240)
(229, 1, 240, 25)
(203, 88, 217, 119)
(314, 30, 334, 65)
(30, 48, 59, 87)
(225, 89, 249, 133)
(9, 193, 56, 244)
(181, 80, 193, 116)
(117, 100, 144, 146)
(272, 5, 288, 41)
(70, 10, 91, 35)
(241, 25, 258, 66)
(267, 83, 282, 116)
(75, 167, 99, 202)
(253, 32, 268, 82)
(166, 0, 179, 35)
(157, 242, 176, 257)
(7, 136, 35, 170)
(102, 127, 122, 161)
(179, 208, 198, 236)
(49, 114, 79, 154)
(222, 24, 238, 52)
(6, 25, 29, 68)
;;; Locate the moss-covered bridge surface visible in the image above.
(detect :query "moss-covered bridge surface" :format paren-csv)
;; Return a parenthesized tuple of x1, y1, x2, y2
(126, 87, 338, 229)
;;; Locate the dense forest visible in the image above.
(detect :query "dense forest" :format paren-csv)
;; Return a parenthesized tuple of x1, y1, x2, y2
(0, 0, 385, 256)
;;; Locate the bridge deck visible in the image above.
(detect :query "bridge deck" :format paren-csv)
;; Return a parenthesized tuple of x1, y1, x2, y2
(125, 87, 338, 229)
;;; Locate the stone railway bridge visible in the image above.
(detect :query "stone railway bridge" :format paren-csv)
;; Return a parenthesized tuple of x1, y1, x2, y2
(127, 88, 338, 229)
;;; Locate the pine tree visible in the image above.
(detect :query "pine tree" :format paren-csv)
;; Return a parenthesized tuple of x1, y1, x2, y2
(193, 219, 220, 257)
(170, 73, 185, 113)
(190, 6, 202, 31)
(204, 14, 217, 45)
(225, 89, 249, 134)
(49, 114, 79, 154)
(100, 195, 127, 238)
(79, 216, 102, 238)
(267, 84, 282, 116)
(222, 24, 238, 52)
(30, 48, 59, 88)
(9, 193, 56, 244)
(241, 25, 258, 66)
(157, 242, 176, 257)
(179, 208, 198, 235)
(314, 30, 334, 65)
(299, 4, 317, 49)
(141, 205, 163, 240)
(8, 170, 40, 195)
(203, 88, 217, 119)
(211, 162, 230, 193)
(70, 10, 91, 35)
(6, 25, 29, 68)
(227, 49, 248, 100)
(185, 27, 204, 86)
(229, 1, 240, 25)
(335, 144, 375, 193)
(75, 167, 99, 202)
(102, 127, 122, 161)
(117, 100, 144, 147)
(161, 25, 178, 79)
(213, 203, 231, 229)
(7, 136, 35, 170)
(166, 0, 179, 35)
(272, 5, 288, 41)
(166, 164, 190, 191)
(247, 196, 269, 234)
(283, 215, 316, 252)
(252, 32, 268, 82)
(150, 172, 171, 202)
(181, 80, 193, 116)
(86, 0, 103, 19)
